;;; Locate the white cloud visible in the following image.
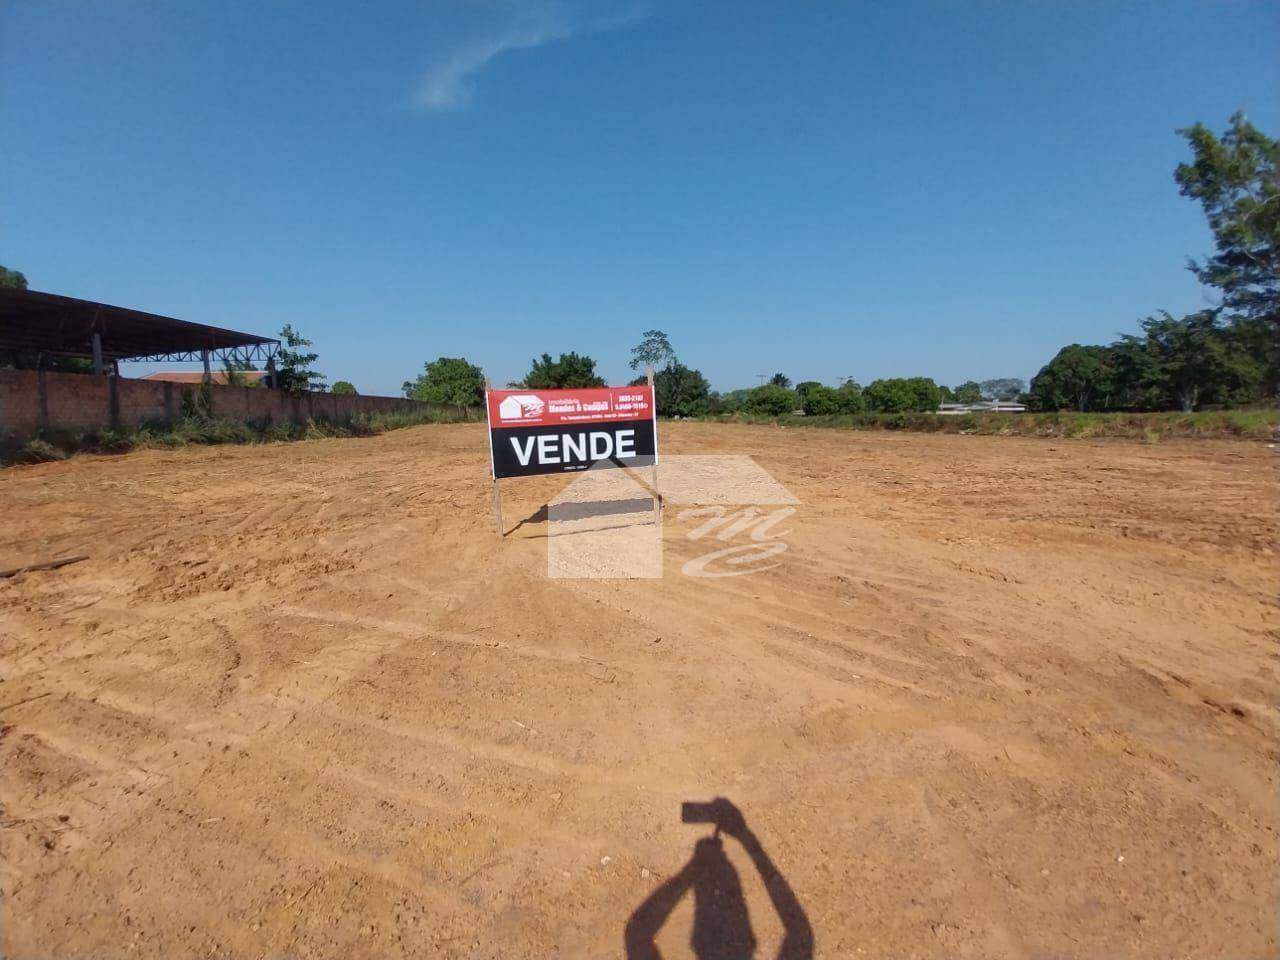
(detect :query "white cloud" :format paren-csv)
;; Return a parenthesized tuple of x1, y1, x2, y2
(414, 1, 644, 111)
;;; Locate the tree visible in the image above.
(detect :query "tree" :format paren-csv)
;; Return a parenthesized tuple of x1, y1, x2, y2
(1175, 113, 1278, 395)
(864, 379, 913, 412)
(630, 363, 713, 417)
(222, 358, 259, 388)
(716, 388, 753, 413)
(404, 357, 484, 406)
(801, 385, 843, 415)
(652, 362, 712, 417)
(1029, 344, 1112, 411)
(794, 381, 822, 407)
(793, 382, 863, 415)
(836, 383, 866, 413)
(952, 380, 983, 403)
(519, 352, 605, 389)
(1120, 310, 1259, 411)
(0, 352, 92, 373)
(979, 378, 1027, 401)
(769, 372, 791, 389)
(0, 265, 28, 289)
(1105, 336, 1162, 410)
(331, 380, 358, 395)
(827, 380, 866, 413)
(276, 324, 325, 394)
(629, 330, 676, 371)
(745, 384, 798, 416)
(863, 377, 943, 413)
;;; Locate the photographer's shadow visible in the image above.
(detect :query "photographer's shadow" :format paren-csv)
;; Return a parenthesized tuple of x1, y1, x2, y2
(624, 798, 814, 960)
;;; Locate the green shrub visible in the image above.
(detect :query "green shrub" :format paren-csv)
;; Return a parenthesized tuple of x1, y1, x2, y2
(836, 388, 866, 414)
(863, 377, 944, 413)
(262, 422, 303, 442)
(92, 428, 139, 454)
(745, 384, 798, 416)
(801, 385, 843, 416)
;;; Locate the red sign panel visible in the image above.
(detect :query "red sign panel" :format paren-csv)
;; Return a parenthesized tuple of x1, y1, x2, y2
(485, 386, 653, 427)
(485, 386, 657, 479)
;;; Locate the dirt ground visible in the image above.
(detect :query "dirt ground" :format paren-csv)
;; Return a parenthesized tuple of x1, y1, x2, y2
(1, 422, 1276, 959)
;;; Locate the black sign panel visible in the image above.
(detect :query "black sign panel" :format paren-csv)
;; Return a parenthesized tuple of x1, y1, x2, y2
(489, 419, 656, 479)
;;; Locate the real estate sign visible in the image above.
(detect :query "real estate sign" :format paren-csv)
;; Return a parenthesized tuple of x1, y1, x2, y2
(485, 385, 657, 479)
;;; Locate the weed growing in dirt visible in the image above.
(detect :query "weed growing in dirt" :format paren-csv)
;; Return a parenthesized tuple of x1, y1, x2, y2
(15, 437, 68, 464)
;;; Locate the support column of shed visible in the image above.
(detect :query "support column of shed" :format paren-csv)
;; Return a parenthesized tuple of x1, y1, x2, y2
(201, 349, 214, 417)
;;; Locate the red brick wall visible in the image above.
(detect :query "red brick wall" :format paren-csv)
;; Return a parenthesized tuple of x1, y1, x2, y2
(117, 377, 171, 426)
(44, 372, 112, 432)
(0, 370, 43, 438)
(0, 370, 457, 442)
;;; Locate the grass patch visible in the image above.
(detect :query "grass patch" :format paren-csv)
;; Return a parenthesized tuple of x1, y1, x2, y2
(2, 405, 475, 466)
(698, 408, 1280, 441)
(14, 437, 69, 464)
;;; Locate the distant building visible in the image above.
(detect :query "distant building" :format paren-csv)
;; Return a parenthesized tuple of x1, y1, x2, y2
(140, 370, 271, 387)
(937, 400, 1027, 415)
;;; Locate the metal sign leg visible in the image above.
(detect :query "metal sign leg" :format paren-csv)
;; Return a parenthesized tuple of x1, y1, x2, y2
(647, 364, 661, 527)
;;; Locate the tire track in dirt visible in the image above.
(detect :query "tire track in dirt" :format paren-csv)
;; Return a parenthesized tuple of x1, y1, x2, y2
(1, 423, 1276, 959)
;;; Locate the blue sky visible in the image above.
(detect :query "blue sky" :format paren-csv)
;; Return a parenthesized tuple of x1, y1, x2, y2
(2, 1, 1276, 395)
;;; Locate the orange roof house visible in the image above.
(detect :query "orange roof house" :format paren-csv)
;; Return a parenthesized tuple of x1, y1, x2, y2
(140, 370, 271, 386)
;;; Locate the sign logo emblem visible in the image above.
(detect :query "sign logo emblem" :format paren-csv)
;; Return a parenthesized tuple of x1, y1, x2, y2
(498, 394, 546, 421)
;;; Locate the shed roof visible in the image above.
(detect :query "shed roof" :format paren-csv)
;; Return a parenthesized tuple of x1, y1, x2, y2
(0, 287, 278, 362)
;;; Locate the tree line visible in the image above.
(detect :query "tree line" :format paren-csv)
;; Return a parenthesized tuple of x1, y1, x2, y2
(400, 332, 1028, 417)
(1029, 113, 1275, 412)
(403, 113, 1275, 418)
(398, 320, 1253, 419)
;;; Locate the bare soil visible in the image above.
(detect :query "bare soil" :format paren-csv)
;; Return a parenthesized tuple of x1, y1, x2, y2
(1, 422, 1276, 959)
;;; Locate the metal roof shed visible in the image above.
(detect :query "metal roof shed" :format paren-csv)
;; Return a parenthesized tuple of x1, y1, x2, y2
(0, 287, 279, 372)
